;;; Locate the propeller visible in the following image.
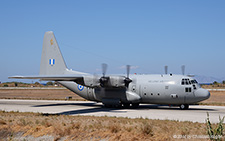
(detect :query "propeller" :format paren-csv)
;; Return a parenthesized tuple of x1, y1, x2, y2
(100, 63, 109, 87)
(181, 65, 185, 75)
(99, 64, 132, 88)
(164, 65, 168, 74)
(124, 65, 132, 87)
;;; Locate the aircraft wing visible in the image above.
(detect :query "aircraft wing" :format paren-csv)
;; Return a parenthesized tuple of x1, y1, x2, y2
(9, 75, 84, 81)
(9, 74, 131, 88)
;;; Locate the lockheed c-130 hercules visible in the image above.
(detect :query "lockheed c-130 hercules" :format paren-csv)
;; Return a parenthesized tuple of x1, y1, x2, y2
(9, 31, 210, 110)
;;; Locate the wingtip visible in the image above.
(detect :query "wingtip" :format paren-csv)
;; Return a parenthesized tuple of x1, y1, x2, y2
(8, 75, 24, 79)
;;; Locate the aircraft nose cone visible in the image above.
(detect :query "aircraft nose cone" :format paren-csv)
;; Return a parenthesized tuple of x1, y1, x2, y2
(195, 88, 210, 101)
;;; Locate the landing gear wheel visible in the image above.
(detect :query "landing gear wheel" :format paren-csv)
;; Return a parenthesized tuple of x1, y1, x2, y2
(131, 103, 139, 108)
(104, 104, 112, 108)
(180, 104, 189, 110)
(104, 103, 122, 108)
(115, 103, 122, 108)
(123, 103, 131, 108)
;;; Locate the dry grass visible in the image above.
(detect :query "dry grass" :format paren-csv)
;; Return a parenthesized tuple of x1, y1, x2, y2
(0, 111, 222, 141)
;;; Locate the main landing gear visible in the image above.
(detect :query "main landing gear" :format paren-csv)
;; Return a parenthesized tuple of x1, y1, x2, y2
(104, 103, 140, 109)
(123, 103, 139, 109)
(180, 104, 189, 110)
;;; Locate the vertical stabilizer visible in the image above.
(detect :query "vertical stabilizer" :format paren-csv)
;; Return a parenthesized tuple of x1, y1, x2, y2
(40, 31, 67, 75)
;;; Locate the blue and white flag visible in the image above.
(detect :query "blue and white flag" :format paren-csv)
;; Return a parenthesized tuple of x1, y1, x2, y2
(49, 59, 55, 65)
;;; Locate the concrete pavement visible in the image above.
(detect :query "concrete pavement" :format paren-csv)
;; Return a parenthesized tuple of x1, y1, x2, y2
(0, 99, 224, 123)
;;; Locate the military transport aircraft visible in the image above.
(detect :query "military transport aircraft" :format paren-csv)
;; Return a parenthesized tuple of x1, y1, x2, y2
(9, 31, 210, 110)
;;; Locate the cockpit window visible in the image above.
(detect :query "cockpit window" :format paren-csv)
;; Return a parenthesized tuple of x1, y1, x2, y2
(191, 80, 198, 84)
(181, 80, 185, 85)
(190, 79, 200, 88)
(181, 78, 191, 85)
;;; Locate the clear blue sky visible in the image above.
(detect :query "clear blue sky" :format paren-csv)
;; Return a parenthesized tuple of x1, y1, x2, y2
(0, 0, 225, 82)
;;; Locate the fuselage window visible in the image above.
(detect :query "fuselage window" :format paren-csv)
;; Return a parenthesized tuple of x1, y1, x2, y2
(132, 86, 136, 91)
(185, 87, 192, 92)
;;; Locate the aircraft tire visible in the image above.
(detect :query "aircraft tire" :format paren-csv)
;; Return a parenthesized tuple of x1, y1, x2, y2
(123, 103, 131, 108)
(131, 103, 139, 108)
(180, 104, 189, 110)
(104, 104, 122, 108)
(104, 104, 112, 108)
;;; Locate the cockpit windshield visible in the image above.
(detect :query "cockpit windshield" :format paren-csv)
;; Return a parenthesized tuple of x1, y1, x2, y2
(191, 79, 198, 84)
(181, 79, 200, 88)
(190, 79, 201, 89)
(181, 78, 191, 85)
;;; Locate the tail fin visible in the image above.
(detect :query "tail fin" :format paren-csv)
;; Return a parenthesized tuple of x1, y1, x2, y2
(40, 31, 67, 75)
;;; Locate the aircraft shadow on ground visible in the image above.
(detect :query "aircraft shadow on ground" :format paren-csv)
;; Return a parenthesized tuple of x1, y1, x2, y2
(139, 105, 216, 111)
(32, 102, 216, 116)
(32, 102, 99, 107)
(33, 102, 126, 115)
(57, 107, 126, 115)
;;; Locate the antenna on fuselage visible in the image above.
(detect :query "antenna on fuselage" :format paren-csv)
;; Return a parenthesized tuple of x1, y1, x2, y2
(181, 65, 185, 75)
(164, 65, 168, 74)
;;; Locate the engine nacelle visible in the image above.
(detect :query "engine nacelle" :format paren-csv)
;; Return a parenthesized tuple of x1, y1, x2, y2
(84, 75, 126, 88)
(83, 76, 100, 87)
(109, 76, 125, 87)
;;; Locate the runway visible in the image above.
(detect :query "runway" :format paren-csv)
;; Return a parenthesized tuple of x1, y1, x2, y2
(0, 99, 224, 123)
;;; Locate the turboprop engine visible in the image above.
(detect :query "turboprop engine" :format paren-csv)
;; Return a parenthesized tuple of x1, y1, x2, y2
(83, 64, 133, 88)
(83, 75, 127, 88)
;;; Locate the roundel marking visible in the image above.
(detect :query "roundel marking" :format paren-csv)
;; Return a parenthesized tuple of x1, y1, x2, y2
(77, 85, 84, 91)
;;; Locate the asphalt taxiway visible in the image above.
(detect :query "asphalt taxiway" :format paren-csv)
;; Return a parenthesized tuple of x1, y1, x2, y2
(0, 99, 224, 123)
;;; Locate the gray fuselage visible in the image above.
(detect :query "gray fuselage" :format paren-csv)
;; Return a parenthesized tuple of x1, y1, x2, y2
(58, 74, 210, 105)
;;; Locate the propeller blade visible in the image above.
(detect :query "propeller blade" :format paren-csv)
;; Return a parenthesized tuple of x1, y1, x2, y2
(126, 65, 130, 78)
(102, 63, 108, 77)
(165, 65, 168, 74)
(100, 63, 109, 87)
(124, 65, 132, 87)
(181, 65, 185, 75)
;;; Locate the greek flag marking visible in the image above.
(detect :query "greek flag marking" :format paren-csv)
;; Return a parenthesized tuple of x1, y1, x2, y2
(49, 59, 55, 66)
(77, 85, 84, 91)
